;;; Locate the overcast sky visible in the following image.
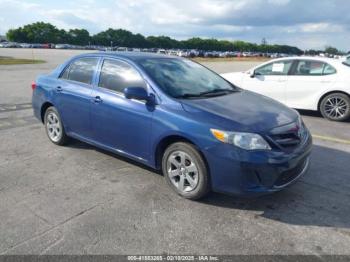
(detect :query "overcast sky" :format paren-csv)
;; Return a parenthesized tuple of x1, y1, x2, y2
(0, 0, 349, 50)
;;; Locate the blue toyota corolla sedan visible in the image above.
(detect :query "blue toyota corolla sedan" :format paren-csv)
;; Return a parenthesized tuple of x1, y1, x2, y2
(32, 52, 312, 199)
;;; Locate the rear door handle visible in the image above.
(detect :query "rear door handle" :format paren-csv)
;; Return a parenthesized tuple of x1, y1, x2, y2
(93, 96, 103, 103)
(56, 86, 63, 92)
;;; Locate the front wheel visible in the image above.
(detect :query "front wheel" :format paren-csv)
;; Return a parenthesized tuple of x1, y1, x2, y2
(162, 142, 210, 200)
(44, 106, 69, 145)
(320, 93, 350, 121)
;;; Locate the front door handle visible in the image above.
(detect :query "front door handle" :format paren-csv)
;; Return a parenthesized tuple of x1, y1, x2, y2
(93, 96, 103, 103)
(56, 86, 63, 92)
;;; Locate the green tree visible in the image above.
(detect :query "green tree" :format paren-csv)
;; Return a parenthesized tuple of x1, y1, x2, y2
(68, 29, 90, 45)
(7, 22, 66, 43)
(147, 36, 180, 49)
(325, 46, 339, 55)
(6, 22, 305, 55)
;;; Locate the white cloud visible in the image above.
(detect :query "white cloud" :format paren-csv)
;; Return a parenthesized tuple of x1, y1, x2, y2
(0, 0, 349, 50)
(300, 23, 344, 33)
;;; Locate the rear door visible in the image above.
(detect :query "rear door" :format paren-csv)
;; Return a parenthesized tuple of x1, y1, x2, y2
(285, 60, 338, 110)
(240, 60, 293, 104)
(55, 57, 99, 139)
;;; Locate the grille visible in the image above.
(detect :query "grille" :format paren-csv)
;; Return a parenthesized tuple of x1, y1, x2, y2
(267, 121, 305, 151)
(269, 132, 301, 148)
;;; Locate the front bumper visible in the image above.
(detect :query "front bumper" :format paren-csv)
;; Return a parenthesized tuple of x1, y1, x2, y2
(203, 130, 312, 197)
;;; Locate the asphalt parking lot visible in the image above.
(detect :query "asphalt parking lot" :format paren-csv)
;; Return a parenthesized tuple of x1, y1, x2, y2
(0, 48, 350, 255)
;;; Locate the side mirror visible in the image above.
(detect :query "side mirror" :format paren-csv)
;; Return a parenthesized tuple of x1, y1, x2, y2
(249, 70, 255, 78)
(124, 87, 152, 102)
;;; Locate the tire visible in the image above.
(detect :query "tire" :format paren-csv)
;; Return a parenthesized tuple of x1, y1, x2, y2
(44, 106, 69, 145)
(320, 93, 350, 121)
(162, 142, 210, 200)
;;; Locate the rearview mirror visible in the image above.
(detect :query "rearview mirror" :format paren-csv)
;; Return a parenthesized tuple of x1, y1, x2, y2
(124, 87, 151, 102)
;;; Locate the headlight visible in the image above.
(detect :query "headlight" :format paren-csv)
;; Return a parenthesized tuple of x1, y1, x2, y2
(210, 129, 271, 150)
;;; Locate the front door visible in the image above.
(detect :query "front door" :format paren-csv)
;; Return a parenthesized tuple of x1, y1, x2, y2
(241, 60, 294, 104)
(91, 58, 153, 162)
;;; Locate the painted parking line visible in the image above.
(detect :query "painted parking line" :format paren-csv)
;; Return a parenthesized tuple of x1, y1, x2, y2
(312, 134, 350, 145)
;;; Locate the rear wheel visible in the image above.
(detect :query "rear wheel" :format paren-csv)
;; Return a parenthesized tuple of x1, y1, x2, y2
(44, 106, 69, 145)
(320, 93, 350, 121)
(162, 142, 210, 200)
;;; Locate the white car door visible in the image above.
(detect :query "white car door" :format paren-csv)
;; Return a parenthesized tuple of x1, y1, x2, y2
(285, 60, 338, 110)
(240, 60, 293, 104)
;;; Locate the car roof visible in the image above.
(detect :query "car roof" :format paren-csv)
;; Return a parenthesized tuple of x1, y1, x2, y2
(80, 51, 177, 62)
(271, 56, 343, 64)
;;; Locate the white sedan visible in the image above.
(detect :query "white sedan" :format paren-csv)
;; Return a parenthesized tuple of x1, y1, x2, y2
(221, 57, 350, 121)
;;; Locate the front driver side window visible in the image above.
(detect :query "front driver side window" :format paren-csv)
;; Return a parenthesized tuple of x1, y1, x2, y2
(98, 59, 146, 93)
(254, 60, 293, 76)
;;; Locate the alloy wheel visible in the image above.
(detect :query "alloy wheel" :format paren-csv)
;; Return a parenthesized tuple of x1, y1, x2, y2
(46, 111, 62, 142)
(323, 96, 349, 120)
(166, 151, 199, 192)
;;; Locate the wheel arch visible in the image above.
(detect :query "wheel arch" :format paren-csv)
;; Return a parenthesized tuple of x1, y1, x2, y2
(40, 102, 54, 123)
(154, 135, 210, 177)
(317, 90, 350, 111)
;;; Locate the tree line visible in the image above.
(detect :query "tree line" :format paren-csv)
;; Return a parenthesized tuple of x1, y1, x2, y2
(304, 46, 346, 56)
(7, 22, 303, 54)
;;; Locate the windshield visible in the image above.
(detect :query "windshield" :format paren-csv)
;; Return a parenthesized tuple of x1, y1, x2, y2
(137, 58, 237, 98)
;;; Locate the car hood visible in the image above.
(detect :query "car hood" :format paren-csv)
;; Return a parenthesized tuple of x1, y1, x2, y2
(180, 90, 298, 133)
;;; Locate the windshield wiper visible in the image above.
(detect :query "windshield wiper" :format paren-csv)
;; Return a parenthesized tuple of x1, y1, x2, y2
(174, 93, 203, 99)
(198, 89, 237, 97)
(175, 89, 237, 99)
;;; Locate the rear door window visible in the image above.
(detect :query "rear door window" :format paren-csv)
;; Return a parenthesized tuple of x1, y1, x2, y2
(323, 63, 337, 75)
(60, 57, 99, 84)
(294, 60, 336, 76)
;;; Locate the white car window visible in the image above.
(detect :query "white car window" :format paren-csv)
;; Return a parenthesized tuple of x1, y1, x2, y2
(295, 60, 336, 76)
(323, 63, 337, 75)
(255, 60, 293, 76)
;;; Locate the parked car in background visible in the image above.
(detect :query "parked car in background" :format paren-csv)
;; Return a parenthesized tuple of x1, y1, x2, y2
(20, 43, 32, 48)
(55, 44, 71, 49)
(157, 49, 166, 55)
(221, 57, 350, 121)
(32, 52, 312, 199)
(168, 50, 178, 56)
(177, 50, 189, 57)
(31, 43, 44, 48)
(0, 42, 21, 48)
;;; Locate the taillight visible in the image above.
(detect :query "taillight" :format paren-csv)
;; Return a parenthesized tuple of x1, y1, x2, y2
(31, 81, 36, 91)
